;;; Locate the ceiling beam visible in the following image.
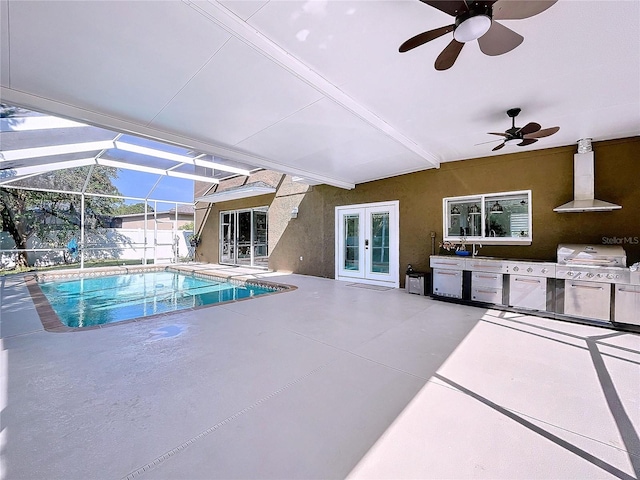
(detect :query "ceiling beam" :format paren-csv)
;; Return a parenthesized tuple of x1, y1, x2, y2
(0, 154, 220, 185)
(0, 158, 96, 184)
(96, 158, 219, 183)
(1, 140, 114, 161)
(1, 138, 251, 177)
(114, 141, 252, 176)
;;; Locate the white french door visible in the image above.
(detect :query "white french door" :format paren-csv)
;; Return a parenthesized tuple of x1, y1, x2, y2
(335, 201, 399, 288)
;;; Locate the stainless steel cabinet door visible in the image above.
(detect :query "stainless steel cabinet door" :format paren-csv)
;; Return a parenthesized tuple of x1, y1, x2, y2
(615, 285, 640, 325)
(433, 269, 463, 299)
(509, 276, 546, 310)
(564, 280, 611, 321)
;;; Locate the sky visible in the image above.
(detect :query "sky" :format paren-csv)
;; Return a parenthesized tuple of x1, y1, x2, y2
(112, 170, 195, 205)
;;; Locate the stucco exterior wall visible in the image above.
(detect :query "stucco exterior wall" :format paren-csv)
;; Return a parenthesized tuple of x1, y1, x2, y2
(118, 213, 192, 230)
(195, 137, 640, 282)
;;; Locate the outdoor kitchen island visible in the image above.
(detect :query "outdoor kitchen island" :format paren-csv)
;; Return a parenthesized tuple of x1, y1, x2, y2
(430, 244, 640, 332)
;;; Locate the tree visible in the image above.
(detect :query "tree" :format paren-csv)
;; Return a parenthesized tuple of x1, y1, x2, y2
(113, 202, 154, 215)
(0, 166, 123, 268)
(179, 221, 194, 231)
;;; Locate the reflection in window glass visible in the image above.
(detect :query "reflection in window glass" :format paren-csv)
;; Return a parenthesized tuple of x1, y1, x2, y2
(447, 199, 482, 237)
(344, 214, 359, 271)
(253, 209, 268, 262)
(485, 194, 529, 238)
(371, 212, 389, 273)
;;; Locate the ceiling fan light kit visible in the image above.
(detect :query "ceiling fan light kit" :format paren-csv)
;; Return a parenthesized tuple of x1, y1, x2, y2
(453, 8, 492, 42)
(399, 0, 557, 70)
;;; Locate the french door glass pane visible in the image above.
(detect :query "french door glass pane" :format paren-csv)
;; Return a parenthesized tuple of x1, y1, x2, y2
(253, 210, 268, 267)
(220, 212, 235, 264)
(370, 212, 389, 273)
(344, 214, 359, 271)
(237, 211, 252, 266)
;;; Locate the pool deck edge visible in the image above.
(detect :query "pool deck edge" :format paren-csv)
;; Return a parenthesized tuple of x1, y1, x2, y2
(25, 265, 297, 333)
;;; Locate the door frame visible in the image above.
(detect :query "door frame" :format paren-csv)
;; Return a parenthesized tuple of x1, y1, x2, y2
(219, 207, 269, 268)
(335, 200, 399, 288)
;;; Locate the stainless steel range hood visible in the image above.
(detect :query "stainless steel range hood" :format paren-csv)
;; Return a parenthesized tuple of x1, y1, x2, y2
(554, 139, 622, 213)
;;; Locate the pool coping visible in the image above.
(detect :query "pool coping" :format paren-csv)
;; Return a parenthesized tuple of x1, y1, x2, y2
(26, 265, 297, 333)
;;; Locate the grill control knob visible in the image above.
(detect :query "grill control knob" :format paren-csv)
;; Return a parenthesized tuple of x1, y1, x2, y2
(541, 268, 548, 274)
(527, 267, 533, 273)
(513, 266, 519, 272)
(606, 274, 614, 279)
(597, 273, 603, 278)
(586, 273, 594, 278)
(568, 272, 574, 276)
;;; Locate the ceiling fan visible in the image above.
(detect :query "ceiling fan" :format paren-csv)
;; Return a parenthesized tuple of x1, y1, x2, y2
(399, 0, 557, 70)
(488, 108, 559, 151)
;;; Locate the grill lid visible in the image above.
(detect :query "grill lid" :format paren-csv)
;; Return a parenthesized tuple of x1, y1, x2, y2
(557, 244, 627, 267)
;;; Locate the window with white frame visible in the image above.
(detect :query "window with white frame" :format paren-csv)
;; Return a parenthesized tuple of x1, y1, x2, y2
(443, 190, 532, 245)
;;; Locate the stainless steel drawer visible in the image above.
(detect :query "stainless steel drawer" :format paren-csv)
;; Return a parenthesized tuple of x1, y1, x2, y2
(430, 257, 465, 270)
(472, 286, 503, 304)
(472, 271, 503, 288)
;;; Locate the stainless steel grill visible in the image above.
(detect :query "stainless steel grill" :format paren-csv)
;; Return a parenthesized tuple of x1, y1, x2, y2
(557, 244, 626, 268)
(556, 244, 629, 284)
(556, 244, 629, 322)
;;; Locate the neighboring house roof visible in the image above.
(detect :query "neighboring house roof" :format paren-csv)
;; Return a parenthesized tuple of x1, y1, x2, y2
(115, 208, 193, 219)
(195, 181, 277, 204)
(169, 204, 195, 215)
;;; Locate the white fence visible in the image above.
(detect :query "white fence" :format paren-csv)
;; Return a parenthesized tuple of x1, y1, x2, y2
(0, 229, 194, 269)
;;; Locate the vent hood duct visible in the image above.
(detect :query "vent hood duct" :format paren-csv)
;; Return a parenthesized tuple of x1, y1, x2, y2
(553, 139, 622, 213)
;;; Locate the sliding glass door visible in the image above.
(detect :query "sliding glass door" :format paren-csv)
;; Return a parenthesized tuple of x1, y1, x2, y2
(219, 207, 268, 268)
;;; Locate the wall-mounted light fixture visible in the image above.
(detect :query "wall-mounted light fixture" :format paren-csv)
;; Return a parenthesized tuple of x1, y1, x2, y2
(451, 205, 460, 215)
(468, 204, 480, 214)
(490, 201, 504, 213)
(291, 207, 298, 219)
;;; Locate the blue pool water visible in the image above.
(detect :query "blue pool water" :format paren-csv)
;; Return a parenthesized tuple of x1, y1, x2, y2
(38, 270, 275, 328)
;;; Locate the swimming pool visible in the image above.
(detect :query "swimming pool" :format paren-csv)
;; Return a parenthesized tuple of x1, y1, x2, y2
(37, 270, 277, 328)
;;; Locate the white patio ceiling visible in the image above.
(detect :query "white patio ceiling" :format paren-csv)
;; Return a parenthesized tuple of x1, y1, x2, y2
(1, 1, 638, 190)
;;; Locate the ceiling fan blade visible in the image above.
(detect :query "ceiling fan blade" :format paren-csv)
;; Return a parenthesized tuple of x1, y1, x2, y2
(419, 0, 468, 16)
(435, 39, 464, 70)
(518, 122, 541, 135)
(524, 126, 560, 139)
(493, 0, 557, 20)
(518, 138, 538, 147)
(488, 132, 508, 137)
(492, 142, 506, 151)
(477, 21, 523, 56)
(399, 25, 455, 53)
(475, 138, 504, 146)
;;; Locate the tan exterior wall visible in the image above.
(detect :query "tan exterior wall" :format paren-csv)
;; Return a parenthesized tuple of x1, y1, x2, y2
(195, 137, 640, 282)
(119, 213, 192, 230)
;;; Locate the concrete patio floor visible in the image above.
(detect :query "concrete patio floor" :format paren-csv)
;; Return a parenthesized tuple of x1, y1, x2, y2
(1, 266, 639, 479)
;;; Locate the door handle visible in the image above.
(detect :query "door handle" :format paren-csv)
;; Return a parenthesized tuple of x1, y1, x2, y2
(365, 239, 369, 249)
(570, 284, 603, 290)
